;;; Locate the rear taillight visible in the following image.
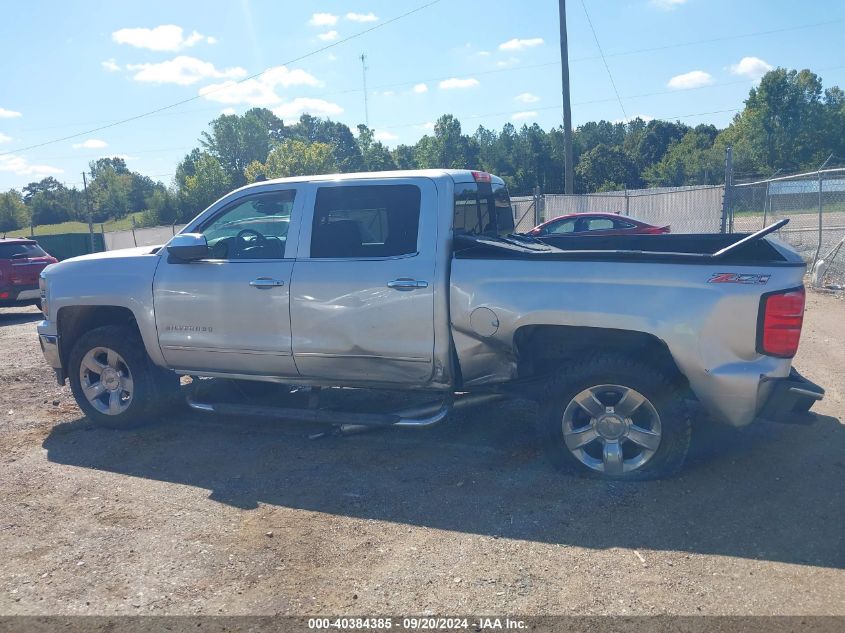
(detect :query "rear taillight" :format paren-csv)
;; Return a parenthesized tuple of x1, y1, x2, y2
(471, 170, 492, 183)
(758, 287, 805, 358)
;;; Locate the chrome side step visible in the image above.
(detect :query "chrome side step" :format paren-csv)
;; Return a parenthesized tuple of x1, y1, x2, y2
(185, 392, 505, 433)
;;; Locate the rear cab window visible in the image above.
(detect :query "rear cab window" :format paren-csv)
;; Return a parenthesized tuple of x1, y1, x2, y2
(453, 179, 515, 238)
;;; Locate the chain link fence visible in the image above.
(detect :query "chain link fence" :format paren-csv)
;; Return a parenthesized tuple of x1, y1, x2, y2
(103, 223, 185, 250)
(512, 185, 726, 234)
(729, 167, 845, 286)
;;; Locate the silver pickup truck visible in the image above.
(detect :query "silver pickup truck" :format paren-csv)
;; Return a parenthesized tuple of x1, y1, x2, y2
(36, 169, 824, 479)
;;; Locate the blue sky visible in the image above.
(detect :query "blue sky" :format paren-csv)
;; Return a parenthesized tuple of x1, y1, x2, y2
(1, 0, 844, 191)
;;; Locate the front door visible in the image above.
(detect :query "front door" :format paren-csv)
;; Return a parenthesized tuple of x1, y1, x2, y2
(153, 186, 302, 376)
(290, 179, 438, 384)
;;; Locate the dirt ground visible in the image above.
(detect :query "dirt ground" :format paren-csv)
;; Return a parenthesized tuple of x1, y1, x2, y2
(0, 292, 843, 616)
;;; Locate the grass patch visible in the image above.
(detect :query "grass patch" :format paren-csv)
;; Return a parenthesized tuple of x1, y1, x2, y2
(2, 212, 147, 237)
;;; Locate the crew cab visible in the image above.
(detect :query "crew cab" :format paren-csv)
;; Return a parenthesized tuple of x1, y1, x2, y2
(36, 170, 824, 479)
(0, 238, 57, 309)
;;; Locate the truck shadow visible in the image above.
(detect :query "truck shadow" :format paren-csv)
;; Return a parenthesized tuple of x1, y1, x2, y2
(0, 307, 42, 326)
(42, 396, 844, 569)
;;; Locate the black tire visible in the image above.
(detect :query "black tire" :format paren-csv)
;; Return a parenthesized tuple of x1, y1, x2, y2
(538, 354, 692, 480)
(68, 325, 180, 429)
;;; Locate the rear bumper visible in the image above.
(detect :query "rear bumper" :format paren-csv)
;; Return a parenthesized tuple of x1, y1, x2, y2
(757, 368, 825, 423)
(0, 283, 39, 306)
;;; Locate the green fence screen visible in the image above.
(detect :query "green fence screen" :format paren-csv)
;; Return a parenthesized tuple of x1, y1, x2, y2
(33, 233, 106, 261)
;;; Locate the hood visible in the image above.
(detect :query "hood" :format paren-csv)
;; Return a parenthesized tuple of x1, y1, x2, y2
(44, 245, 163, 278)
(63, 245, 162, 263)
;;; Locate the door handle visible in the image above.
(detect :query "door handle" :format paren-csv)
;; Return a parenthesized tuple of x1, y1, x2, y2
(387, 279, 428, 290)
(249, 278, 285, 288)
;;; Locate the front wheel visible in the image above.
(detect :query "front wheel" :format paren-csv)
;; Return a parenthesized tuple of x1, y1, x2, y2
(539, 354, 691, 480)
(68, 325, 179, 429)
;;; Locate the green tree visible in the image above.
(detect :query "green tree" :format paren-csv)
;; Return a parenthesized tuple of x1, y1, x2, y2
(260, 139, 337, 179)
(201, 111, 277, 187)
(23, 177, 81, 225)
(644, 130, 721, 186)
(356, 125, 397, 171)
(723, 68, 828, 172)
(575, 144, 639, 192)
(287, 115, 365, 172)
(179, 152, 231, 219)
(414, 114, 479, 170)
(88, 160, 131, 221)
(0, 190, 28, 232)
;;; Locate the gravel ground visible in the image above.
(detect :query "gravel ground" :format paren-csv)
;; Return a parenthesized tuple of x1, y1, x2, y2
(0, 292, 843, 616)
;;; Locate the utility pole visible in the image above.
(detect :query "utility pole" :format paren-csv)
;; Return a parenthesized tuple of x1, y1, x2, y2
(360, 53, 370, 127)
(559, 0, 574, 194)
(82, 171, 95, 253)
(720, 147, 733, 234)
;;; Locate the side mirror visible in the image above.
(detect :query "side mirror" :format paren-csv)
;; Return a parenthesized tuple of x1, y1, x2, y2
(167, 233, 209, 262)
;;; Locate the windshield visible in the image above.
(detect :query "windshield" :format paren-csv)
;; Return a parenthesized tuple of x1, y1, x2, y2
(453, 181, 515, 237)
(0, 242, 48, 259)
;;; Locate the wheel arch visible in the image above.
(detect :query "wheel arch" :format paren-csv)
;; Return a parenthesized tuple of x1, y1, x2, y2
(57, 305, 142, 372)
(513, 324, 689, 390)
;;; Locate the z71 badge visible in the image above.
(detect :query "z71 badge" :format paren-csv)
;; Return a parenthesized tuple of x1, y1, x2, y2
(708, 272, 771, 285)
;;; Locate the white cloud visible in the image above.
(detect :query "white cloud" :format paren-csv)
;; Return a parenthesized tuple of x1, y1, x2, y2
(420, 122, 435, 131)
(730, 56, 773, 80)
(309, 13, 338, 27)
(0, 133, 11, 143)
(0, 154, 63, 177)
(515, 92, 540, 104)
(438, 77, 480, 90)
(412, 83, 428, 94)
(650, 0, 687, 9)
(498, 37, 543, 51)
(272, 98, 343, 119)
(128, 56, 247, 86)
(0, 108, 22, 119)
(374, 130, 398, 142)
(496, 57, 519, 69)
(478, 51, 491, 57)
(101, 58, 120, 72)
(511, 111, 537, 121)
(346, 12, 378, 22)
(317, 30, 339, 41)
(221, 107, 237, 115)
(200, 66, 321, 105)
(667, 70, 714, 89)
(112, 25, 215, 52)
(72, 139, 108, 149)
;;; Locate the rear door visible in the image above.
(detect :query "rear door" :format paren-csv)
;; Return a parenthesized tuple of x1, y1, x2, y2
(289, 178, 437, 384)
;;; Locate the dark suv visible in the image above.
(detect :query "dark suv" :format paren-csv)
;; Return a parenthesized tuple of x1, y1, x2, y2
(0, 238, 57, 309)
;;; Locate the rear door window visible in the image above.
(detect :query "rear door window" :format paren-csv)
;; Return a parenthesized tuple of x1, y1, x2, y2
(586, 218, 615, 231)
(310, 184, 421, 258)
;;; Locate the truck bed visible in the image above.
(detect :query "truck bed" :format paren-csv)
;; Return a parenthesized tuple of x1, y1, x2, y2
(454, 224, 802, 266)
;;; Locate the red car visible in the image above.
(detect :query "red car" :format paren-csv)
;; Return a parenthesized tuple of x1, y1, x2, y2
(528, 212, 670, 237)
(0, 238, 57, 309)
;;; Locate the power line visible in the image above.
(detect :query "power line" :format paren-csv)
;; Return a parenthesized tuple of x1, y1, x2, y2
(579, 0, 627, 121)
(581, 15, 845, 62)
(0, 0, 441, 157)
(10, 16, 845, 140)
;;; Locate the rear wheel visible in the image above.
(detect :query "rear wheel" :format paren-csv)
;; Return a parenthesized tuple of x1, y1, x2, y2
(68, 325, 179, 429)
(539, 354, 691, 480)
